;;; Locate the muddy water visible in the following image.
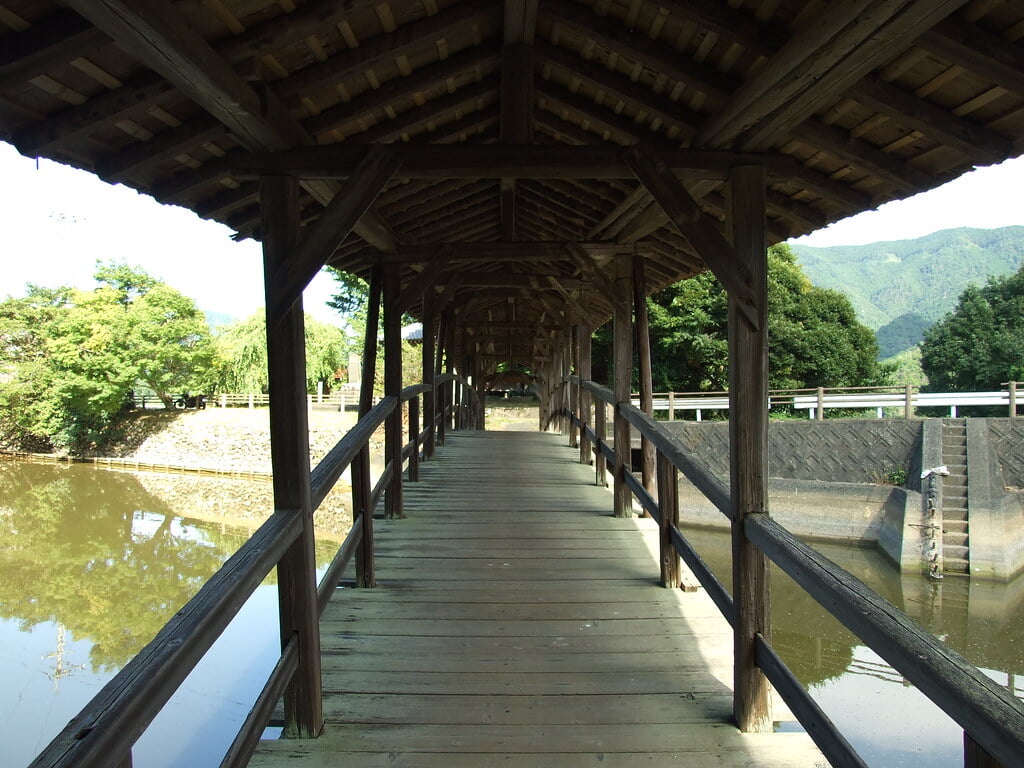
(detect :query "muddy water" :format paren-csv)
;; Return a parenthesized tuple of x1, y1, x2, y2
(2, 459, 1021, 767)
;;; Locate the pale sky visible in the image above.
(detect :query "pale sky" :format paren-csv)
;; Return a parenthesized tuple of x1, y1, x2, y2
(2, 141, 1023, 320)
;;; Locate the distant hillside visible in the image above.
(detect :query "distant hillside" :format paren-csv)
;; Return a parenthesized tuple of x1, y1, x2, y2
(791, 226, 1024, 337)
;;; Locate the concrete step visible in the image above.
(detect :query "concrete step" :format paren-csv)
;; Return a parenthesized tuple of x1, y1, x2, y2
(943, 557, 970, 574)
(944, 461, 967, 473)
(944, 520, 969, 534)
(944, 532, 969, 547)
(944, 494, 967, 507)
(947, 472, 967, 484)
(944, 544, 970, 561)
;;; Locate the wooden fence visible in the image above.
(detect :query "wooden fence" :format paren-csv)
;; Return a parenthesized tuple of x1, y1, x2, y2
(29, 373, 481, 768)
(565, 375, 1023, 768)
(132, 390, 363, 410)
(632, 382, 1022, 420)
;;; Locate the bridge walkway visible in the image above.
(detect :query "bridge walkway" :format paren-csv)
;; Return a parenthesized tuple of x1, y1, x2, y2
(249, 430, 822, 767)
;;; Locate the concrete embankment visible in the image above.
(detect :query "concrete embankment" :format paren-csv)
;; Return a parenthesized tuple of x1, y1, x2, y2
(655, 418, 1024, 580)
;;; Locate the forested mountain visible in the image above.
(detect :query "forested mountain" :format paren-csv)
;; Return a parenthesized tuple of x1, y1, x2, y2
(790, 227, 1024, 356)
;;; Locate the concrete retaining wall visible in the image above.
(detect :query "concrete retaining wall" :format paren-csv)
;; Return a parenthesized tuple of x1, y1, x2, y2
(665, 417, 1023, 580)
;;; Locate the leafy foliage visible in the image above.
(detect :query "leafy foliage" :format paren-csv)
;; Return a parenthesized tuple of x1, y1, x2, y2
(211, 311, 350, 394)
(875, 312, 932, 358)
(920, 265, 1024, 391)
(0, 264, 214, 453)
(791, 225, 1024, 331)
(593, 244, 886, 392)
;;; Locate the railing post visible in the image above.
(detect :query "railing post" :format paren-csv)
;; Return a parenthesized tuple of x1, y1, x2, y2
(578, 320, 592, 464)
(816, 386, 824, 420)
(613, 253, 634, 517)
(668, 391, 675, 421)
(1009, 381, 1017, 418)
(354, 268, 381, 588)
(408, 394, 420, 482)
(595, 399, 607, 486)
(905, 383, 914, 419)
(657, 452, 680, 588)
(260, 174, 323, 739)
(634, 250, 655, 503)
(383, 263, 403, 520)
(422, 302, 436, 460)
(965, 731, 1004, 767)
(728, 164, 772, 733)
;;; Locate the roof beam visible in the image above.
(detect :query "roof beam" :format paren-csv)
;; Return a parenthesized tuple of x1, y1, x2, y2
(500, 0, 538, 242)
(0, 8, 107, 91)
(65, 0, 397, 252)
(737, 0, 970, 151)
(235, 144, 796, 180)
(918, 19, 1024, 97)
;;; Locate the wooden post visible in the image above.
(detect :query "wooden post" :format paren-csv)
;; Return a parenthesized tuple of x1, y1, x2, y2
(905, 383, 914, 419)
(383, 264, 403, 519)
(1008, 381, 1017, 418)
(728, 165, 772, 733)
(657, 452, 681, 588)
(354, 268, 381, 587)
(436, 311, 448, 446)
(816, 386, 825, 420)
(408, 393, 420, 481)
(965, 732, 1004, 768)
(634, 251, 656, 502)
(422, 301, 436, 459)
(569, 328, 579, 448)
(595, 396, 607, 486)
(668, 391, 675, 421)
(578, 320, 592, 464)
(260, 175, 323, 739)
(445, 310, 456, 432)
(613, 254, 633, 518)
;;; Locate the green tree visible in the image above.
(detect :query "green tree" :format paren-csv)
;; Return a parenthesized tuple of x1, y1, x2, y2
(0, 264, 215, 452)
(212, 311, 350, 394)
(593, 244, 885, 392)
(920, 266, 1024, 391)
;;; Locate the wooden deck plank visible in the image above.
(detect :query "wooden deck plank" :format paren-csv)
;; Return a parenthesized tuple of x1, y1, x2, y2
(251, 431, 822, 767)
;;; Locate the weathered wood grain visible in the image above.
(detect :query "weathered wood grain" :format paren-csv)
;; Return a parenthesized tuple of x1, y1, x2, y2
(251, 431, 821, 767)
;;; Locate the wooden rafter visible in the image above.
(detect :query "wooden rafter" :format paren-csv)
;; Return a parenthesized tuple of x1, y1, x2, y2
(64, 0, 398, 252)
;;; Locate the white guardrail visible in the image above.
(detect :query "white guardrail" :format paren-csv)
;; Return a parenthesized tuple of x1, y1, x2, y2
(631, 383, 1021, 420)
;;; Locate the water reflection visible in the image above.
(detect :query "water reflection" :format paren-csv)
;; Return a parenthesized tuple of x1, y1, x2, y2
(682, 525, 1024, 766)
(0, 460, 344, 767)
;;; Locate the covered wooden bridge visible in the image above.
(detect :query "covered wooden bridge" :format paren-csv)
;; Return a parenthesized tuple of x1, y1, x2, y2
(5, 0, 1024, 766)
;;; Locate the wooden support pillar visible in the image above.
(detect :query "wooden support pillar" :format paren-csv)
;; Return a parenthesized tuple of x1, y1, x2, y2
(728, 165, 772, 733)
(613, 255, 633, 518)
(408, 394, 419, 481)
(422, 301, 436, 460)
(260, 175, 323, 739)
(568, 330, 579, 447)
(445, 310, 456, 432)
(578, 320, 592, 465)
(595, 394, 607, 486)
(383, 264, 403, 519)
(436, 311, 448, 446)
(354, 268, 381, 586)
(657, 452, 681, 588)
(634, 251, 656, 503)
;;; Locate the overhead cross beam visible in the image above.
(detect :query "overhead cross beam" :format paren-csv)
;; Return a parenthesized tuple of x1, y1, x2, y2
(65, 0, 398, 253)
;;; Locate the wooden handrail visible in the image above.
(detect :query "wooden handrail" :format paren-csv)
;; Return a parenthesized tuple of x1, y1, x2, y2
(565, 379, 1024, 766)
(220, 633, 299, 768)
(753, 634, 868, 768)
(29, 510, 303, 768)
(310, 397, 396, 510)
(316, 514, 364, 615)
(746, 514, 1024, 768)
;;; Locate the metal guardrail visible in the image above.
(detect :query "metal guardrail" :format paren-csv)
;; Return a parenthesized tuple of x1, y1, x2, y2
(631, 382, 1022, 420)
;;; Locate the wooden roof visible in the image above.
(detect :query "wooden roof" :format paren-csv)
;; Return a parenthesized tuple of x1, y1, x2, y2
(2, 0, 1023, 366)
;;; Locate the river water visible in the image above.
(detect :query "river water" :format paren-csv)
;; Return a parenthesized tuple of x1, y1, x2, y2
(2, 460, 1021, 767)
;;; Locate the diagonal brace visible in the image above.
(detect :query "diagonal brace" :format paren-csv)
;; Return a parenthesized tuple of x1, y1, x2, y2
(269, 146, 402, 323)
(623, 146, 760, 330)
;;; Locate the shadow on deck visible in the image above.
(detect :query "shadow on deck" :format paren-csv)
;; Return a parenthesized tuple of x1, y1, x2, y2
(250, 431, 822, 767)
